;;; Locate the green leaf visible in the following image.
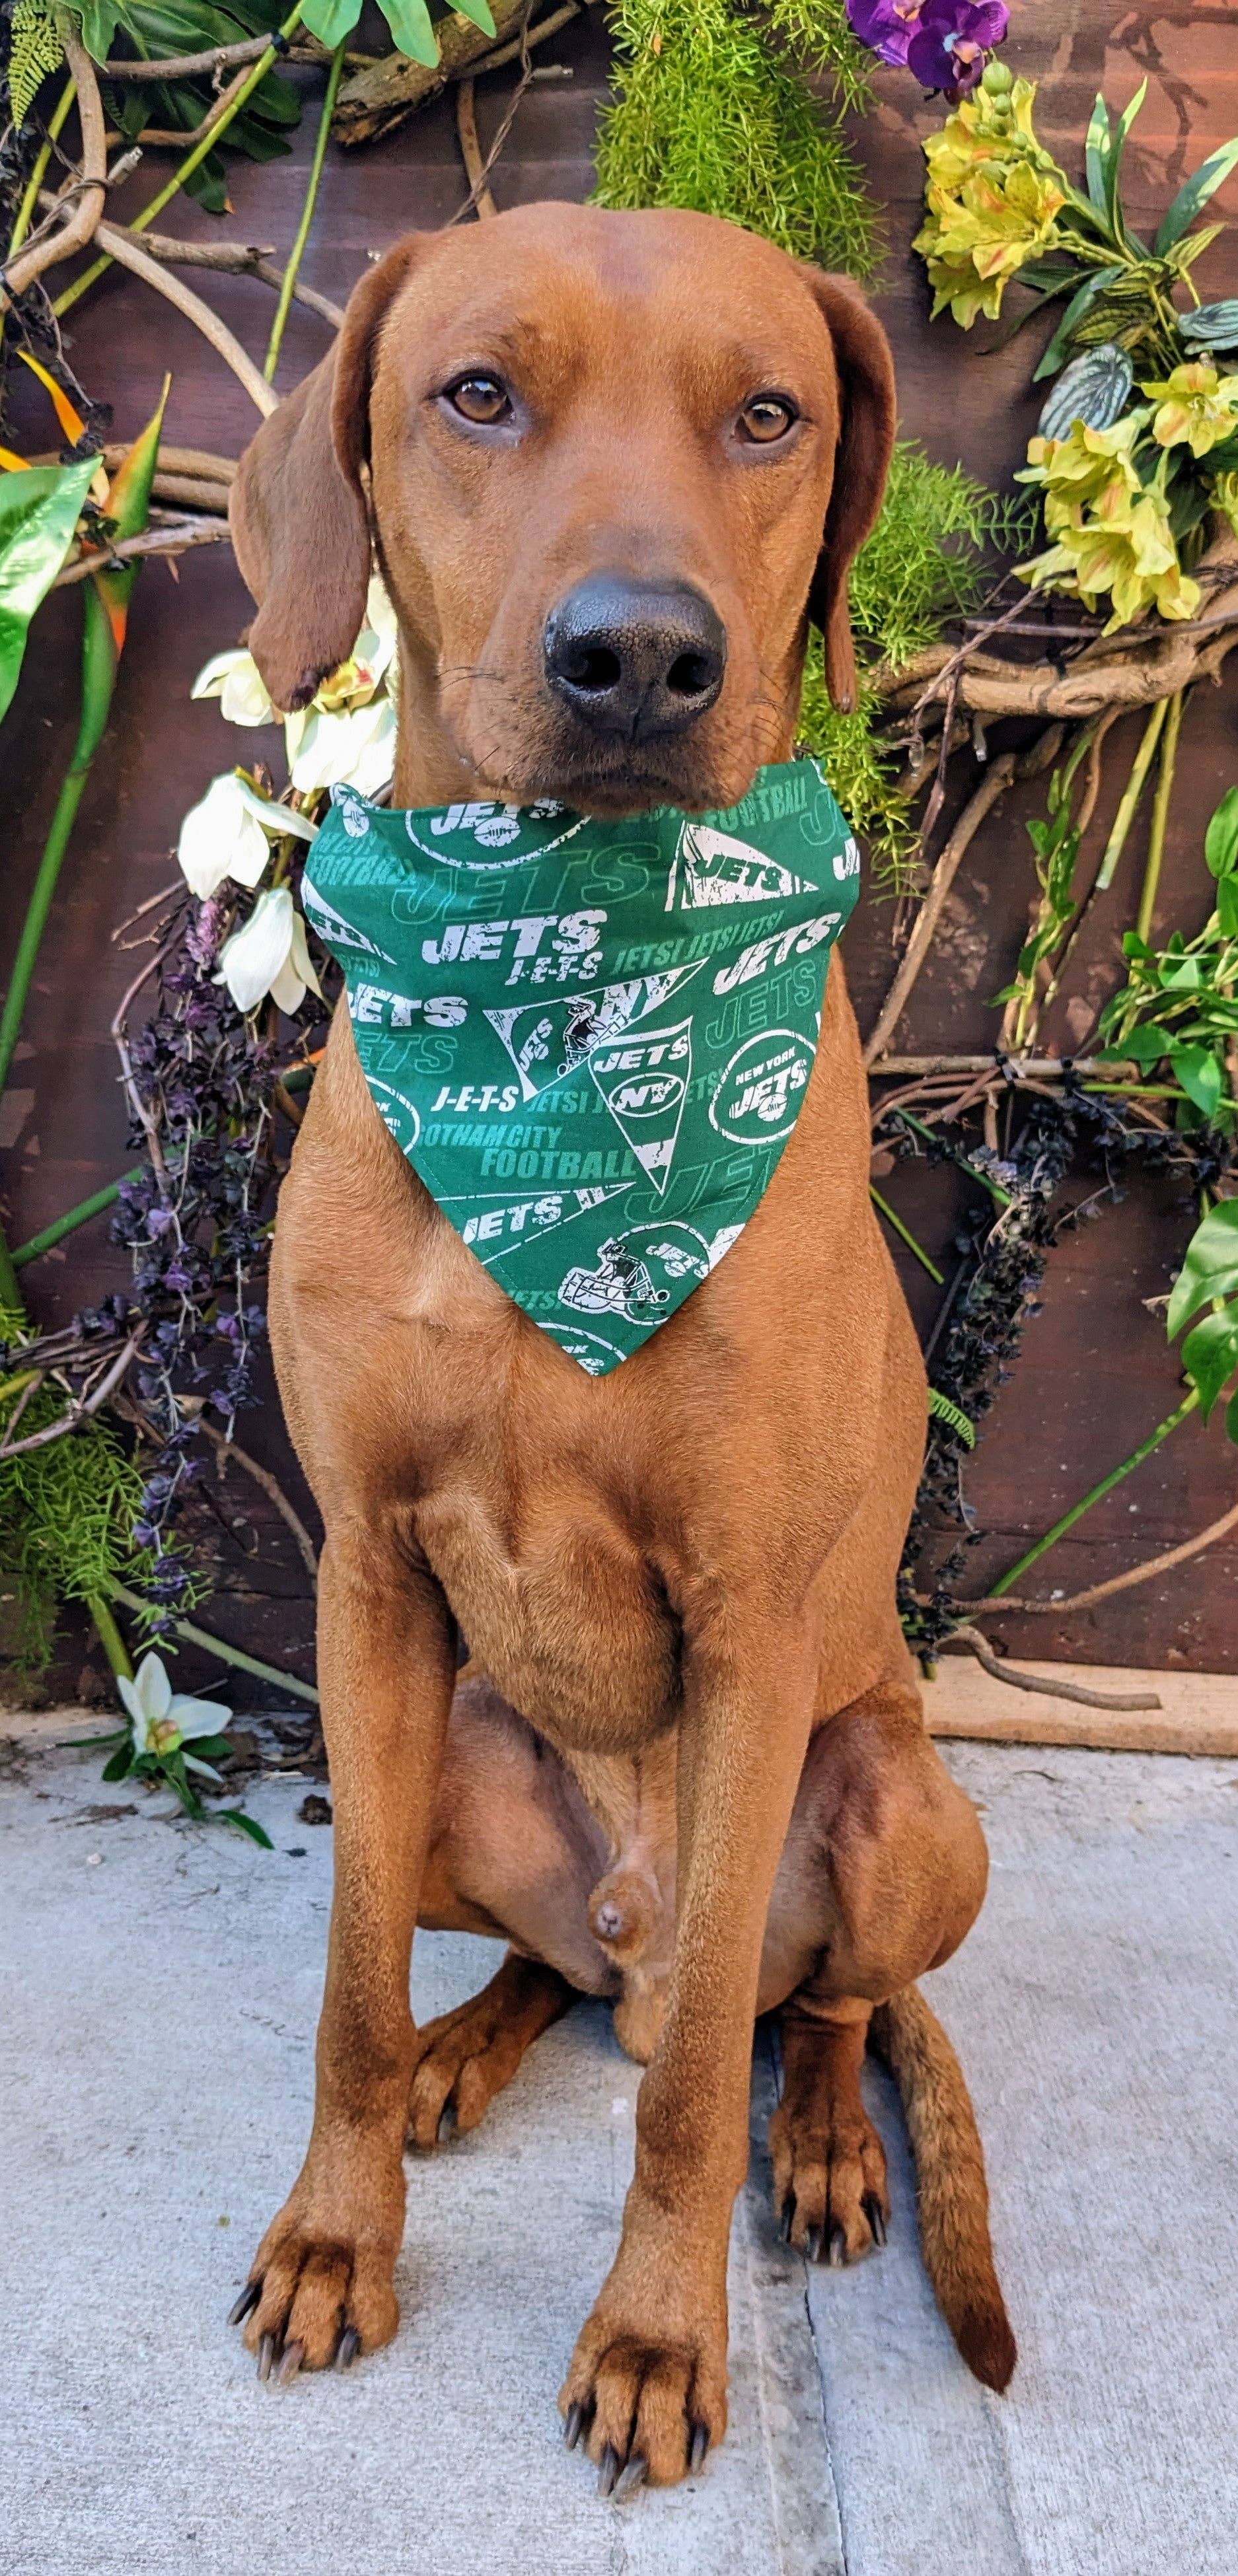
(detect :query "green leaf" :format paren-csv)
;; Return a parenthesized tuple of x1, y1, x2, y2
(219, 1807, 274, 1847)
(77, 0, 124, 57)
(1205, 787, 1238, 880)
(1155, 135, 1238, 257)
(101, 1744, 134, 1782)
(377, 0, 437, 63)
(1180, 1304, 1238, 1419)
(301, 0, 361, 42)
(1167, 1196, 1238, 1338)
(450, 0, 495, 28)
(1218, 876, 1238, 939)
(1114, 1024, 1169, 1065)
(1172, 1045, 1223, 1117)
(1084, 92, 1111, 215)
(0, 460, 96, 728)
(1107, 79, 1147, 228)
(1032, 270, 1124, 383)
(1227, 1386, 1238, 1446)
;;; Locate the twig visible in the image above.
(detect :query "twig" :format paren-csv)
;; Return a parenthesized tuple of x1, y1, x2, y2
(0, 1332, 143, 1462)
(455, 77, 497, 219)
(112, 948, 175, 1194)
(448, 6, 535, 227)
(945, 1626, 1161, 1713)
(862, 758, 1015, 1065)
(201, 1420, 319, 1583)
(81, 210, 277, 416)
(101, 33, 278, 77)
(110, 224, 345, 328)
(959, 1495, 1238, 1616)
(122, 58, 254, 149)
(53, 515, 231, 589)
(2, 34, 106, 304)
(863, 727, 1065, 1069)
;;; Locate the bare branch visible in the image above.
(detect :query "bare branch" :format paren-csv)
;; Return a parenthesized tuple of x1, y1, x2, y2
(3, 34, 107, 304)
(53, 515, 231, 590)
(959, 1498, 1238, 1617)
(201, 1420, 319, 1585)
(945, 1627, 1162, 1713)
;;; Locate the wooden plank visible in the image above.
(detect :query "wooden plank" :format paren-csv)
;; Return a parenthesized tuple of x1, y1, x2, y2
(925, 1658, 1238, 1757)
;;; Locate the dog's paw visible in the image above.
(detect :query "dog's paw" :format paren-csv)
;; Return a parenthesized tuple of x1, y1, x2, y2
(559, 2294, 727, 2494)
(406, 1994, 526, 2149)
(229, 2195, 400, 2383)
(768, 2089, 889, 2266)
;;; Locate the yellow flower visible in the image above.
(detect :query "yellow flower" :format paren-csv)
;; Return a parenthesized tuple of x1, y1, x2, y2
(1019, 413, 1144, 520)
(1020, 468, 1200, 631)
(914, 158, 1066, 328)
(922, 75, 1050, 196)
(1140, 361, 1238, 458)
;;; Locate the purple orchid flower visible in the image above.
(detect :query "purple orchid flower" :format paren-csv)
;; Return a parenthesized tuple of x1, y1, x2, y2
(845, 0, 924, 70)
(906, 0, 1008, 91)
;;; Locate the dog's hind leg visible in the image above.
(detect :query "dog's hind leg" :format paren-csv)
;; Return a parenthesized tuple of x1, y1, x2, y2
(760, 1678, 1016, 2390)
(407, 1952, 575, 2149)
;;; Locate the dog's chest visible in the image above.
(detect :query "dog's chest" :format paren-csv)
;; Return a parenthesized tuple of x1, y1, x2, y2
(415, 1473, 682, 1756)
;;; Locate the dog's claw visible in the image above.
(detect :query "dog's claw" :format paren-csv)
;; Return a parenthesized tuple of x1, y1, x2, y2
(437, 2102, 457, 2145)
(614, 2454, 648, 2503)
(778, 2198, 794, 2245)
(228, 2281, 260, 2328)
(827, 2223, 847, 2269)
(864, 2194, 888, 2248)
(277, 2340, 305, 2386)
(597, 2444, 621, 2500)
(804, 2223, 822, 2264)
(564, 2400, 586, 2451)
(688, 2421, 710, 2476)
(335, 2327, 361, 2373)
(257, 2332, 277, 2383)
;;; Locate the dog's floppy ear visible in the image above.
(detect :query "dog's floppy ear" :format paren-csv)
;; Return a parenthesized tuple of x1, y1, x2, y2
(799, 269, 896, 715)
(229, 236, 428, 712)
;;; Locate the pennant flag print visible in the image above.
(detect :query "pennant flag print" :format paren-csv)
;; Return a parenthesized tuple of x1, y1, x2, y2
(484, 961, 703, 1104)
(665, 821, 813, 911)
(589, 1017, 692, 1193)
(443, 1182, 628, 1268)
(302, 875, 395, 962)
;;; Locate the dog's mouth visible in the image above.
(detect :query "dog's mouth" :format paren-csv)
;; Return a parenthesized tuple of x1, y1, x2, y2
(443, 678, 768, 821)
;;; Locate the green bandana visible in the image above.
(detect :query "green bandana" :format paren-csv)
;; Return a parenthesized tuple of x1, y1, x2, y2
(302, 759, 859, 1373)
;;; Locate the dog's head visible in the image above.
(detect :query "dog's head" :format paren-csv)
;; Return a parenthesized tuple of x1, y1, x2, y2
(231, 203, 895, 816)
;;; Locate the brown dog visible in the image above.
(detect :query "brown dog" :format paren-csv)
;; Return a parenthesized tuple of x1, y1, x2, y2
(227, 201, 1015, 2492)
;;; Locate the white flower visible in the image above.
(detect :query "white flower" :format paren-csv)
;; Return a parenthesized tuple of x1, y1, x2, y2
(119, 1651, 232, 1778)
(192, 648, 276, 728)
(177, 772, 317, 901)
(284, 696, 397, 798)
(215, 885, 324, 1015)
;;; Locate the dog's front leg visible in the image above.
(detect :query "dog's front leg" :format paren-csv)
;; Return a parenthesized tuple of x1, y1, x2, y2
(560, 1611, 815, 2491)
(235, 1524, 456, 2380)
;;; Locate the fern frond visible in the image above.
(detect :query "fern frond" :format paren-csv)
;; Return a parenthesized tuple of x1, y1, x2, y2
(928, 1387, 976, 1449)
(7, 0, 67, 125)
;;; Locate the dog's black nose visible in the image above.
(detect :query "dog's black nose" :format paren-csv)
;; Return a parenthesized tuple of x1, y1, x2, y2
(543, 574, 727, 740)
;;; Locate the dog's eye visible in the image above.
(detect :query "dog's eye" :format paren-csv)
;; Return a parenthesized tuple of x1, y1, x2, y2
(444, 374, 513, 426)
(737, 394, 798, 445)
